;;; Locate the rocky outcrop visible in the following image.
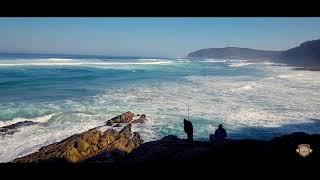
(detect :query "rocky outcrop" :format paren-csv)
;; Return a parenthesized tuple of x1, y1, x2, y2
(131, 114, 146, 124)
(5, 133, 319, 177)
(105, 111, 135, 126)
(0, 121, 38, 136)
(123, 132, 320, 167)
(105, 112, 147, 125)
(13, 113, 145, 163)
(11, 110, 320, 166)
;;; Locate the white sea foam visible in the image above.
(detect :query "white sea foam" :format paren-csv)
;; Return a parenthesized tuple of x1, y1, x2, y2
(0, 113, 58, 128)
(203, 59, 228, 63)
(0, 58, 173, 67)
(0, 61, 173, 67)
(261, 62, 275, 65)
(228, 61, 276, 68)
(277, 74, 304, 79)
(229, 62, 254, 67)
(47, 58, 74, 62)
(238, 84, 255, 91)
(1, 59, 320, 162)
(228, 59, 249, 62)
(177, 59, 191, 63)
(0, 111, 103, 162)
(96, 125, 123, 133)
(137, 58, 171, 62)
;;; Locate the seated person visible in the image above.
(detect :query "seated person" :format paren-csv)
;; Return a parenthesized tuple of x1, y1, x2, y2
(213, 124, 227, 142)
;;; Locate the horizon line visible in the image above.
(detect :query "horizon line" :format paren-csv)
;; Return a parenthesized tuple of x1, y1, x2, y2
(0, 52, 173, 59)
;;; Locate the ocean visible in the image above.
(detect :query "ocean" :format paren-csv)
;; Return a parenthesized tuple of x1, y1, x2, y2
(0, 53, 319, 162)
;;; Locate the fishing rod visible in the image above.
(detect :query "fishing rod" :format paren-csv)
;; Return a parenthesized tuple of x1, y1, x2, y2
(187, 88, 190, 121)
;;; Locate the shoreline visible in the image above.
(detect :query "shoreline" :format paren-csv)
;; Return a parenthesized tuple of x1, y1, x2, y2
(292, 67, 320, 71)
(5, 112, 319, 165)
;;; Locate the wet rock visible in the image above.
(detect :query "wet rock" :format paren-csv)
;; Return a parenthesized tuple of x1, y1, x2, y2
(0, 121, 38, 136)
(76, 139, 91, 152)
(131, 114, 147, 124)
(101, 129, 118, 144)
(105, 111, 134, 126)
(98, 141, 109, 149)
(131, 132, 143, 145)
(119, 124, 132, 138)
(13, 112, 144, 163)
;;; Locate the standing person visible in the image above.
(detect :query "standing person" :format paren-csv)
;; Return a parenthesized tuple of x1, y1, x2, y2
(184, 119, 193, 142)
(214, 124, 227, 143)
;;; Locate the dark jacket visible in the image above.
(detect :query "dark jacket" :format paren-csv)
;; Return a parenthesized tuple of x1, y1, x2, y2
(184, 120, 193, 134)
(214, 127, 227, 141)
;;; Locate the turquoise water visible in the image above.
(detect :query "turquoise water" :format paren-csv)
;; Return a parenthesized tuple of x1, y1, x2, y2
(0, 53, 320, 162)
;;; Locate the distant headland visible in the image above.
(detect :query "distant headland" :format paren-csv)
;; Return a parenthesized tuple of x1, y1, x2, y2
(187, 38, 320, 68)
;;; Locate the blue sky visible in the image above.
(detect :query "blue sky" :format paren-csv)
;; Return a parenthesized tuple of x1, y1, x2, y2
(0, 17, 319, 57)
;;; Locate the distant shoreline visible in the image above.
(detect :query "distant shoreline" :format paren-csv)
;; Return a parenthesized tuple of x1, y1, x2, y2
(0, 52, 171, 60)
(292, 67, 320, 71)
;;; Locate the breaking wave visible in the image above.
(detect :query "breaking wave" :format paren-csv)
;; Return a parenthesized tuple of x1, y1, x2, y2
(238, 84, 255, 91)
(1, 56, 320, 162)
(203, 59, 228, 63)
(0, 113, 58, 128)
(229, 62, 255, 67)
(0, 58, 173, 67)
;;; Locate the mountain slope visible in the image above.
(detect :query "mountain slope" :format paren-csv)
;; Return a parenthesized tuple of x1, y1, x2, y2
(274, 39, 320, 67)
(187, 47, 281, 60)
